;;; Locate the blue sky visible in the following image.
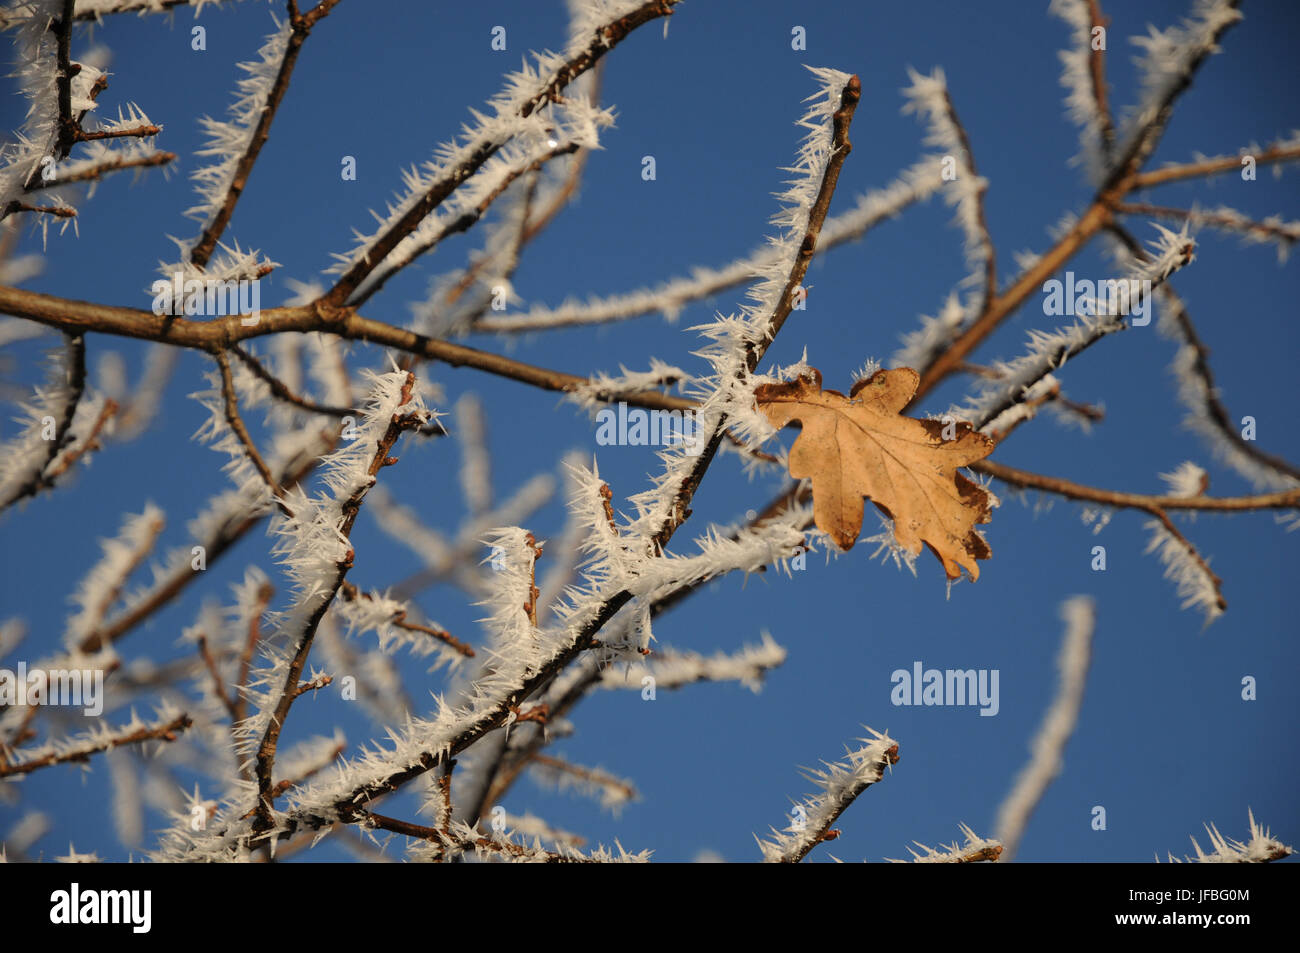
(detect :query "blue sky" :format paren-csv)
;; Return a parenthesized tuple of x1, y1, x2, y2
(1, 0, 1297, 863)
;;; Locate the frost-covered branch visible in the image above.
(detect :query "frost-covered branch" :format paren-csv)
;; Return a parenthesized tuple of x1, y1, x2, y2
(0, 0, 265, 27)
(214, 349, 288, 512)
(527, 754, 638, 814)
(1116, 202, 1300, 261)
(957, 225, 1195, 435)
(757, 728, 898, 863)
(1130, 132, 1300, 189)
(1051, 0, 1115, 179)
(64, 505, 165, 649)
(889, 824, 1003, 863)
(336, 581, 475, 659)
(1164, 810, 1293, 863)
(230, 344, 357, 419)
(361, 812, 648, 864)
(1143, 511, 1225, 624)
(994, 597, 1095, 860)
(187, 2, 342, 268)
(0, 332, 113, 510)
(901, 67, 995, 315)
(0, 709, 192, 778)
(971, 459, 1299, 513)
(1108, 223, 1300, 490)
(245, 370, 431, 833)
(598, 634, 787, 693)
(914, 2, 1244, 405)
(1107, 0, 1243, 187)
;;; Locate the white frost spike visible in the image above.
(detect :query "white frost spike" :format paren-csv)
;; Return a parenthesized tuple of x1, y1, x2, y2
(55, 845, 102, 863)
(1158, 461, 1207, 498)
(1134, 223, 1195, 282)
(157, 238, 278, 290)
(861, 515, 919, 576)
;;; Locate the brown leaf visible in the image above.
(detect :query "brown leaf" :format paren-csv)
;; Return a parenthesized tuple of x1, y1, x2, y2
(755, 366, 994, 580)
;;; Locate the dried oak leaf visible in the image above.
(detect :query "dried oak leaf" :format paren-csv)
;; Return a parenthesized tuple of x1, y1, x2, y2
(754, 366, 994, 580)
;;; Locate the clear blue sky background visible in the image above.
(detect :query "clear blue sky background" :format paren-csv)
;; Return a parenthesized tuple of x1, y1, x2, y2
(1, 0, 1296, 863)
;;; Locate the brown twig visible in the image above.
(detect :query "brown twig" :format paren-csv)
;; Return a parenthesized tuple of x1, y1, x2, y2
(41, 398, 117, 480)
(1, 201, 76, 219)
(356, 809, 593, 863)
(196, 634, 239, 720)
(940, 85, 996, 315)
(1106, 222, 1300, 483)
(24, 150, 176, 192)
(231, 345, 357, 418)
(1115, 202, 1300, 249)
(970, 459, 1300, 512)
(1085, 0, 1115, 159)
(1, 331, 84, 509)
(214, 349, 292, 515)
(1129, 141, 1300, 190)
(1148, 507, 1226, 613)
(52, 0, 77, 160)
(337, 581, 476, 658)
(75, 123, 160, 143)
